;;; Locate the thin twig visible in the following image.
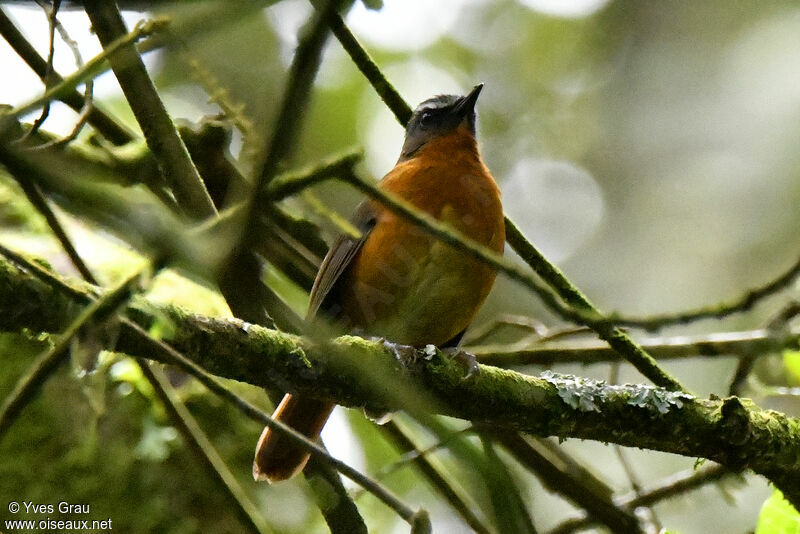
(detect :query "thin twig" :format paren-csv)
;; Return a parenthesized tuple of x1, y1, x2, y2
(548, 464, 734, 534)
(492, 431, 642, 534)
(41, 82, 93, 148)
(621, 464, 734, 508)
(82, 2, 216, 219)
(611, 252, 800, 331)
(16, 181, 98, 284)
(463, 314, 550, 346)
(40, 3, 95, 149)
(49, 2, 82, 67)
(35, 21, 94, 152)
(22, 0, 61, 139)
(5, 17, 165, 122)
(0, 7, 132, 144)
(472, 328, 797, 366)
(326, 11, 412, 125)
(370, 425, 474, 483)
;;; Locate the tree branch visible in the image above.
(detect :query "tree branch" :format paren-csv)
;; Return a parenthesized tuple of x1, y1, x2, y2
(326, 11, 412, 125)
(0, 248, 425, 530)
(1, 257, 799, 507)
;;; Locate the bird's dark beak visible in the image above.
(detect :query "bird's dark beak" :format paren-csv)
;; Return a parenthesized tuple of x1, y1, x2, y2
(453, 83, 484, 118)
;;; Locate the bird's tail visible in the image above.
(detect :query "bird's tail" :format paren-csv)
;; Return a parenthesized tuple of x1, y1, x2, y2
(253, 393, 335, 483)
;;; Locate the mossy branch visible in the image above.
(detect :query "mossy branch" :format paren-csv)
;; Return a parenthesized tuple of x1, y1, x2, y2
(1, 258, 799, 507)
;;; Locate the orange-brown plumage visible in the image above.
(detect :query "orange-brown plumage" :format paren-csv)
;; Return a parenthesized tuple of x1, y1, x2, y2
(254, 85, 504, 482)
(332, 126, 504, 345)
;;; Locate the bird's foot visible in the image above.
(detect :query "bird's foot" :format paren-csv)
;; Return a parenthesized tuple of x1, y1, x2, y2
(375, 338, 418, 366)
(441, 347, 480, 379)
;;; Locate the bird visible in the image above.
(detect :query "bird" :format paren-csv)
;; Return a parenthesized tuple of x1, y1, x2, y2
(253, 83, 505, 482)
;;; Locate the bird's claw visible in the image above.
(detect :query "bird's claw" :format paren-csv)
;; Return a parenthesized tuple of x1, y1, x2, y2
(377, 338, 418, 366)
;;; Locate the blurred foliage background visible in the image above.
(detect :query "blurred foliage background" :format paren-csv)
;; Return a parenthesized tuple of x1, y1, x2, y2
(2, 0, 800, 532)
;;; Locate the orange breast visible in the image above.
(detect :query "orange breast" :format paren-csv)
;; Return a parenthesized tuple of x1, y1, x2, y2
(333, 129, 505, 346)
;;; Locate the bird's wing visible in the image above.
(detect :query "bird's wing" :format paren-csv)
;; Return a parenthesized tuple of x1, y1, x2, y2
(307, 200, 377, 320)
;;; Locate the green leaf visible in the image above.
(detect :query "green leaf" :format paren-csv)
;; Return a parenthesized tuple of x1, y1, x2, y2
(756, 489, 800, 534)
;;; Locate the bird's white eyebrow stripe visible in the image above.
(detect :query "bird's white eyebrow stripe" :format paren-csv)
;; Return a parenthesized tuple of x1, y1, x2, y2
(418, 103, 447, 112)
(415, 95, 461, 114)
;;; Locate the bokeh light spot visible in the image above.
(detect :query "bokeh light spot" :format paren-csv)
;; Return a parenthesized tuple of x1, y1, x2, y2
(519, 0, 610, 18)
(347, 0, 467, 51)
(503, 158, 604, 261)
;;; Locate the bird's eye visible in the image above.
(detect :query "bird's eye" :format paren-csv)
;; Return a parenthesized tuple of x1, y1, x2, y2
(419, 111, 433, 128)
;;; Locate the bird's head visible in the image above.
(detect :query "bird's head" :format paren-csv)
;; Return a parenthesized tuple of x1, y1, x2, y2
(399, 83, 483, 160)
